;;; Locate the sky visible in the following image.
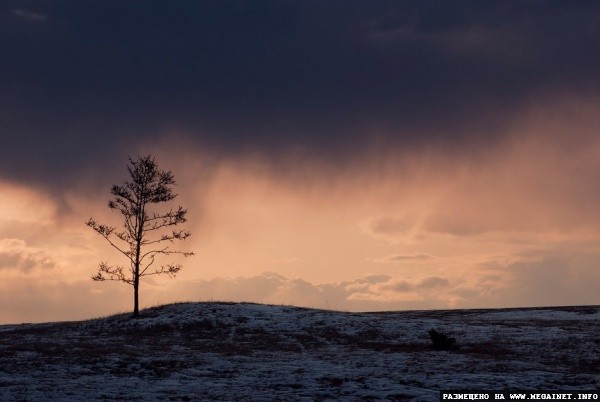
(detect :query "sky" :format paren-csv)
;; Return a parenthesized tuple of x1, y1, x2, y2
(1, 1, 600, 323)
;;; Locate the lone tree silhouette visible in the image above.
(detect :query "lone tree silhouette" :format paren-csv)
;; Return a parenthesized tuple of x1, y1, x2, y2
(87, 155, 193, 317)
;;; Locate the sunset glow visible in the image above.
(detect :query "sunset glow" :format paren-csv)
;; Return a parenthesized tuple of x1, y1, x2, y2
(1, 1, 599, 323)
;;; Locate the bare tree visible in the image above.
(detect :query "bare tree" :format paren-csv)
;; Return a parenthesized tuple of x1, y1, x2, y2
(87, 155, 193, 317)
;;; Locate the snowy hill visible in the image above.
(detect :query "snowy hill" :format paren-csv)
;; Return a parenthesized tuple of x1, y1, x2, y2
(0, 302, 598, 401)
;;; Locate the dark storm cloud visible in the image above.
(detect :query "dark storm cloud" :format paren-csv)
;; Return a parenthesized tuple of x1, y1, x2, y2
(1, 0, 599, 187)
(10, 9, 48, 21)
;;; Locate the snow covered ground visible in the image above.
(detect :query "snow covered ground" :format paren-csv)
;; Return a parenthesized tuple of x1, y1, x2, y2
(0, 302, 598, 401)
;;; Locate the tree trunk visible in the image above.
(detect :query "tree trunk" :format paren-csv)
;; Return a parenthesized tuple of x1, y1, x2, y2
(133, 272, 140, 317)
(133, 204, 143, 318)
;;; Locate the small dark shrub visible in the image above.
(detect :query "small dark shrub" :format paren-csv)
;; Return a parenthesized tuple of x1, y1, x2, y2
(319, 376, 345, 387)
(428, 329, 457, 350)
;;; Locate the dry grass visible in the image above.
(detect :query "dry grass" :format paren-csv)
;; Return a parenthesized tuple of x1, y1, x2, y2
(0, 303, 598, 400)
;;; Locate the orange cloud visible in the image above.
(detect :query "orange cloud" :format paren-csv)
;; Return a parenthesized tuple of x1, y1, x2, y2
(1, 96, 600, 323)
(0, 180, 56, 224)
(0, 239, 55, 272)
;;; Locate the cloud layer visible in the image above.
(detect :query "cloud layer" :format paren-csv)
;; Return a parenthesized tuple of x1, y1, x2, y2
(1, 1, 599, 187)
(1, 2, 599, 322)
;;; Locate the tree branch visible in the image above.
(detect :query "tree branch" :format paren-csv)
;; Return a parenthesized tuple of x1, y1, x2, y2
(92, 262, 134, 285)
(142, 264, 182, 278)
(139, 248, 193, 275)
(86, 218, 134, 263)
